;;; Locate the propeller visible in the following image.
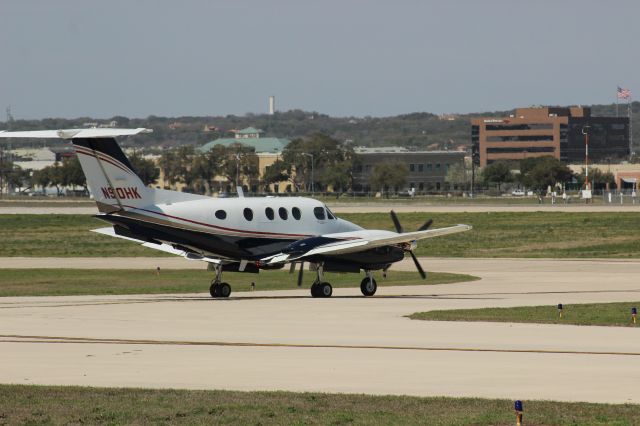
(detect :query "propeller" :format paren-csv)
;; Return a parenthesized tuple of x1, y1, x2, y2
(390, 210, 430, 280)
(289, 261, 305, 287)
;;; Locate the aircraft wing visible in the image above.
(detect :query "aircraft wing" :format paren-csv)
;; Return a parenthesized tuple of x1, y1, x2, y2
(263, 224, 471, 264)
(91, 227, 221, 264)
(0, 128, 152, 139)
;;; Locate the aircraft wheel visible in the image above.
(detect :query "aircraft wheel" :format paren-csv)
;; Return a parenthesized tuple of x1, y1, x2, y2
(319, 282, 332, 298)
(310, 283, 321, 298)
(360, 277, 377, 296)
(209, 283, 219, 298)
(218, 283, 232, 298)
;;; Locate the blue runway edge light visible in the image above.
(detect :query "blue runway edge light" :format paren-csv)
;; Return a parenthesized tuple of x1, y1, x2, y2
(514, 400, 523, 412)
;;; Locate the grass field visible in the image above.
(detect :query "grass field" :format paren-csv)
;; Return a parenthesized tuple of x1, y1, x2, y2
(409, 302, 640, 327)
(1, 385, 639, 425)
(3, 212, 640, 258)
(0, 269, 477, 297)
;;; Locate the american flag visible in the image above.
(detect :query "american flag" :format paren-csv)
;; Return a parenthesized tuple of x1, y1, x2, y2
(617, 86, 631, 99)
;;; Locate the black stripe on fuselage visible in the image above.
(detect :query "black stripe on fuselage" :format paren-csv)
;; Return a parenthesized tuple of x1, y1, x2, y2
(96, 214, 298, 260)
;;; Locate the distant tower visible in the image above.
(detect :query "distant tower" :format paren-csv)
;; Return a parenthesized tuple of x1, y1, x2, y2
(268, 96, 275, 115)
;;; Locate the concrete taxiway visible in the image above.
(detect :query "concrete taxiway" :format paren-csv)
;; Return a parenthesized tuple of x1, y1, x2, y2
(2, 258, 640, 403)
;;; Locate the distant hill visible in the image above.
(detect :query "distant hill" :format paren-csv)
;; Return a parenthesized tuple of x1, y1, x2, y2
(2, 102, 639, 153)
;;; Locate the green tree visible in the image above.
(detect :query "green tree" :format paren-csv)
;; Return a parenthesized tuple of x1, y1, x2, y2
(159, 146, 194, 189)
(575, 167, 616, 190)
(130, 153, 160, 187)
(445, 161, 472, 190)
(482, 161, 514, 190)
(262, 159, 290, 192)
(519, 156, 573, 192)
(281, 133, 353, 192)
(32, 168, 51, 193)
(219, 143, 259, 192)
(60, 156, 87, 190)
(321, 160, 352, 197)
(369, 162, 408, 198)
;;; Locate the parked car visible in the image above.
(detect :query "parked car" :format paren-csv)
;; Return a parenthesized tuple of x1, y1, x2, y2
(511, 189, 526, 196)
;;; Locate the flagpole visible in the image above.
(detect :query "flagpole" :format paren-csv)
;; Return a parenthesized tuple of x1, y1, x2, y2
(629, 96, 633, 158)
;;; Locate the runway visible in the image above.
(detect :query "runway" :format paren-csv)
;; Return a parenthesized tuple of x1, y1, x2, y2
(2, 258, 640, 403)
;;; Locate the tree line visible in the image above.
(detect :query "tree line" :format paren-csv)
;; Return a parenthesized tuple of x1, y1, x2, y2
(482, 156, 616, 192)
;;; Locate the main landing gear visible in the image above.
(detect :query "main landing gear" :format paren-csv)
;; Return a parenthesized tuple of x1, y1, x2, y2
(308, 265, 378, 298)
(209, 264, 231, 298)
(310, 263, 332, 298)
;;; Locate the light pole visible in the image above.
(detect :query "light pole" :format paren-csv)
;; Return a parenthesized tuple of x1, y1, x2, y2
(582, 125, 590, 189)
(234, 153, 242, 190)
(301, 152, 314, 195)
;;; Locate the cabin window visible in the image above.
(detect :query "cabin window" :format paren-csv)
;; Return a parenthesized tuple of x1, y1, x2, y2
(313, 206, 326, 220)
(265, 207, 274, 220)
(243, 208, 253, 221)
(215, 210, 227, 220)
(278, 207, 288, 220)
(325, 207, 335, 220)
(292, 207, 301, 220)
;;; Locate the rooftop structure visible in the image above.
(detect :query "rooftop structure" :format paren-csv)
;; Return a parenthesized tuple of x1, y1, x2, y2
(199, 127, 290, 154)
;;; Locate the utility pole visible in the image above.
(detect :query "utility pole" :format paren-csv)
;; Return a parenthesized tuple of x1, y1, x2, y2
(582, 125, 590, 189)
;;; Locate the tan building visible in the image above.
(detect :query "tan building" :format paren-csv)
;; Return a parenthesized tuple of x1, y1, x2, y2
(472, 107, 629, 167)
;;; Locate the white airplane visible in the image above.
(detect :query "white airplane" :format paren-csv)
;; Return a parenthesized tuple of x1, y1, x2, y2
(0, 128, 471, 298)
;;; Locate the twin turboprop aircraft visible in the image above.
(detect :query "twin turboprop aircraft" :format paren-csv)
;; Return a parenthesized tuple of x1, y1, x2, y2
(0, 128, 471, 298)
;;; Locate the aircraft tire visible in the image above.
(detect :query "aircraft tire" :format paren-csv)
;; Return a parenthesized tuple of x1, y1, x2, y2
(209, 283, 219, 298)
(360, 277, 377, 296)
(218, 283, 232, 298)
(310, 283, 320, 298)
(319, 282, 332, 298)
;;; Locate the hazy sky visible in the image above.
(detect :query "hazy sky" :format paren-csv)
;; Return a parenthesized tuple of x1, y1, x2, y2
(1, 0, 639, 119)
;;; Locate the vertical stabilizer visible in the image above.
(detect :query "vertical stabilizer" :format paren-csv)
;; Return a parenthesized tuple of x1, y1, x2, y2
(72, 138, 150, 212)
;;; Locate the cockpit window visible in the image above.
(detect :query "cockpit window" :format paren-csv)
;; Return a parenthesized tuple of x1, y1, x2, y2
(313, 206, 326, 220)
(292, 207, 301, 220)
(278, 207, 288, 220)
(265, 207, 274, 220)
(325, 206, 336, 220)
(215, 210, 227, 220)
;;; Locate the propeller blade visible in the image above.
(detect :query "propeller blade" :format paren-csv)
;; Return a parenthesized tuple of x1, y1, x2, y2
(289, 262, 296, 274)
(390, 210, 403, 233)
(418, 219, 433, 231)
(409, 251, 427, 279)
(297, 261, 304, 287)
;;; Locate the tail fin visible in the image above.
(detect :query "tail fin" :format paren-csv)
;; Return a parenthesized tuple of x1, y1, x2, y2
(72, 138, 150, 213)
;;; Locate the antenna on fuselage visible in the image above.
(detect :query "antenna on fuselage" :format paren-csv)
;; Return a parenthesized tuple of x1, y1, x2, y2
(236, 186, 244, 198)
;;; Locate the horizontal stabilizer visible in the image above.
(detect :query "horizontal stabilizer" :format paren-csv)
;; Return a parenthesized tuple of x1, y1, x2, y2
(0, 128, 152, 139)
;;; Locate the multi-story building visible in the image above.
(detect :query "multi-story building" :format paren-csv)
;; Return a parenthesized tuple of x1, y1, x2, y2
(352, 147, 466, 193)
(471, 107, 629, 167)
